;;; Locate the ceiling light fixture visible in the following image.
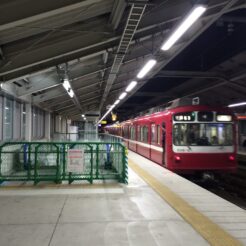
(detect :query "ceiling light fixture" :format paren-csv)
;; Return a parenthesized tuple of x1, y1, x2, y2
(68, 89, 74, 98)
(62, 79, 71, 91)
(228, 102, 246, 108)
(119, 92, 127, 100)
(137, 59, 157, 79)
(161, 5, 207, 51)
(126, 81, 137, 92)
(114, 99, 120, 105)
(97, 105, 115, 124)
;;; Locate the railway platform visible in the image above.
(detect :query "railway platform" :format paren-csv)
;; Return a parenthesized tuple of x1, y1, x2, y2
(0, 151, 245, 246)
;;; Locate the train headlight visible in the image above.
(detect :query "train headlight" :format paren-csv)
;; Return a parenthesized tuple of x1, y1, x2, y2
(175, 156, 181, 162)
(229, 155, 235, 161)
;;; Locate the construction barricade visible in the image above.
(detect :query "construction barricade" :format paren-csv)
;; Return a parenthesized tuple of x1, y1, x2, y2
(0, 141, 128, 185)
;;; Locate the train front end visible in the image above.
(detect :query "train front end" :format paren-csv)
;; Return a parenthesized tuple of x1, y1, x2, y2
(168, 107, 237, 173)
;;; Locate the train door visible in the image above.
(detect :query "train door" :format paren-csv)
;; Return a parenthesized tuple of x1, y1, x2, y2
(150, 123, 162, 165)
(162, 122, 166, 166)
(150, 123, 155, 161)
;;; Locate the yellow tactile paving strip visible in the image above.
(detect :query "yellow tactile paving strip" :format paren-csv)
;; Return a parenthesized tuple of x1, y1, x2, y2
(129, 159, 242, 246)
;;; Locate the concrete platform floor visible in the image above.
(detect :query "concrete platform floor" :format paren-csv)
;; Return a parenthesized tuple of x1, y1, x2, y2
(0, 151, 245, 246)
(0, 175, 211, 245)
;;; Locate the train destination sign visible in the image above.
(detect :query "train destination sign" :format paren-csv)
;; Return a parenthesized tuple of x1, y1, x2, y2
(173, 112, 195, 121)
(67, 149, 84, 173)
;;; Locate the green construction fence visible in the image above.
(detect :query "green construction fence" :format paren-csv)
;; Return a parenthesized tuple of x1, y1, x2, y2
(0, 141, 128, 185)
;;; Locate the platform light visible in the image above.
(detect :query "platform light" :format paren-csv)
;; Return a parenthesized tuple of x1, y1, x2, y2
(62, 79, 71, 91)
(228, 102, 246, 108)
(161, 5, 207, 51)
(137, 59, 157, 79)
(114, 99, 120, 105)
(68, 89, 74, 98)
(125, 81, 137, 92)
(119, 92, 127, 100)
(97, 105, 115, 124)
(81, 114, 85, 117)
(230, 101, 246, 107)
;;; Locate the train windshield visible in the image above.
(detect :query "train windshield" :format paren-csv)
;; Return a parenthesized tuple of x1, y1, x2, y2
(173, 123, 233, 146)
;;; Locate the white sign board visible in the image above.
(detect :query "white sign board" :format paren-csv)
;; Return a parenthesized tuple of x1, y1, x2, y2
(67, 149, 84, 173)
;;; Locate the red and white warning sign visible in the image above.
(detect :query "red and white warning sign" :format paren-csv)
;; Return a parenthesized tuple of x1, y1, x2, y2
(67, 149, 84, 173)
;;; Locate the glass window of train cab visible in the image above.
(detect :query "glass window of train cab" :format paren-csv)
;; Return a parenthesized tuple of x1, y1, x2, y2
(151, 124, 156, 144)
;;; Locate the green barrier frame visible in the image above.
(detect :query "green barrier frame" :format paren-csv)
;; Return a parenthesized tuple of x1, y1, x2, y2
(0, 141, 128, 185)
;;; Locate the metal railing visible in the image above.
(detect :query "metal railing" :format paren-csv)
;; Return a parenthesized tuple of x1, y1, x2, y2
(53, 132, 123, 143)
(0, 141, 128, 185)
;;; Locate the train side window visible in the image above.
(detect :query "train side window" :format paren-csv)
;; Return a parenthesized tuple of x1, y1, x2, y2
(140, 126, 144, 142)
(131, 126, 136, 140)
(151, 124, 156, 144)
(157, 125, 160, 145)
(143, 125, 149, 143)
(162, 123, 166, 146)
(137, 125, 140, 141)
(123, 126, 128, 138)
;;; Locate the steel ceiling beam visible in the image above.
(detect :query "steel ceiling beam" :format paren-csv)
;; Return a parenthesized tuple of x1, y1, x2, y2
(155, 70, 227, 80)
(114, 0, 242, 110)
(0, 0, 104, 32)
(109, 0, 127, 30)
(183, 70, 246, 99)
(2, 0, 241, 82)
(99, 1, 148, 111)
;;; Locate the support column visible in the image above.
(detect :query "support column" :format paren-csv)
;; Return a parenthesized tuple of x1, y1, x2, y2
(45, 112, 51, 140)
(25, 103, 32, 141)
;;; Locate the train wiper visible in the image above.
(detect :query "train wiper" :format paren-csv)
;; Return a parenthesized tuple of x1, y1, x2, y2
(186, 144, 192, 150)
(219, 143, 225, 149)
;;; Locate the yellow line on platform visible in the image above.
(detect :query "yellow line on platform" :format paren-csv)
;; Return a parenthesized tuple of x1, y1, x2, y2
(129, 159, 242, 246)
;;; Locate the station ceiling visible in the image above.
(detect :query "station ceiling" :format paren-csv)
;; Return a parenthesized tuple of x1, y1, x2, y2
(0, 0, 245, 121)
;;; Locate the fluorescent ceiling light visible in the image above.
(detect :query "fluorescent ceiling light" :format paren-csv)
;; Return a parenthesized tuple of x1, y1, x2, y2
(68, 89, 74, 98)
(137, 59, 157, 79)
(114, 99, 120, 105)
(161, 5, 207, 51)
(62, 79, 71, 91)
(97, 105, 116, 124)
(119, 92, 127, 100)
(228, 102, 246, 108)
(126, 81, 137, 92)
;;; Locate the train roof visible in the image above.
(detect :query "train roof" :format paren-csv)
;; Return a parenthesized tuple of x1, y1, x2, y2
(119, 104, 233, 125)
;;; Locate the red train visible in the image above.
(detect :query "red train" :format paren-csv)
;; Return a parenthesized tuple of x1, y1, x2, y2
(106, 100, 237, 174)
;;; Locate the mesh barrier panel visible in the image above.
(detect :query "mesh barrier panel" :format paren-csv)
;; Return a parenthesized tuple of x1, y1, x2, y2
(0, 140, 128, 185)
(53, 133, 123, 143)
